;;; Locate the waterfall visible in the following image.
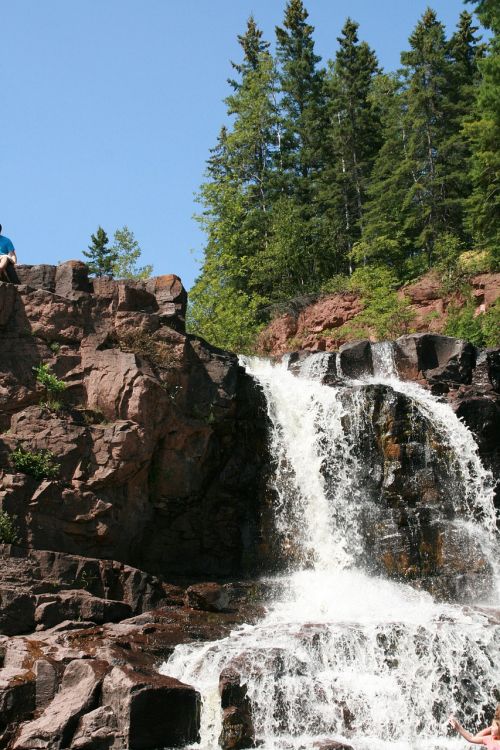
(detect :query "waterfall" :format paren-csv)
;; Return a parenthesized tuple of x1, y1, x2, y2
(161, 353, 499, 750)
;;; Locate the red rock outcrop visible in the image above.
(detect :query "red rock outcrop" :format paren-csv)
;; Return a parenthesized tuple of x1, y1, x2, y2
(0, 263, 268, 579)
(257, 271, 500, 355)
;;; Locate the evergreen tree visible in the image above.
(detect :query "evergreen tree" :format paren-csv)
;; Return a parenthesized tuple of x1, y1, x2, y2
(465, 0, 500, 264)
(188, 18, 279, 350)
(399, 9, 455, 267)
(111, 226, 153, 280)
(83, 227, 117, 277)
(353, 72, 411, 274)
(275, 0, 324, 198)
(444, 11, 483, 244)
(321, 19, 381, 267)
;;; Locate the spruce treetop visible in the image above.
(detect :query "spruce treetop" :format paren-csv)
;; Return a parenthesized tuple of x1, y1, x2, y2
(83, 226, 118, 277)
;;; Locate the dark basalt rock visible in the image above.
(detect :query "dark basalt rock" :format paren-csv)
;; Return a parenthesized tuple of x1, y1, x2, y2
(219, 663, 255, 750)
(394, 333, 476, 384)
(338, 340, 373, 379)
(287, 351, 339, 385)
(14, 265, 57, 292)
(102, 666, 200, 749)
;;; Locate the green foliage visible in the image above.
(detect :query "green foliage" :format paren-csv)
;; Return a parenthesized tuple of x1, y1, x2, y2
(110, 226, 153, 280)
(444, 304, 485, 345)
(435, 233, 469, 294)
(349, 266, 415, 339)
(465, 0, 500, 256)
(34, 363, 66, 395)
(320, 18, 381, 261)
(49, 342, 60, 354)
(188, 284, 266, 353)
(83, 227, 118, 277)
(0, 510, 19, 545)
(34, 363, 66, 412)
(190, 3, 497, 349)
(444, 298, 500, 347)
(481, 298, 500, 346)
(11, 447, 60, 480)
(320, 274, 351, 295)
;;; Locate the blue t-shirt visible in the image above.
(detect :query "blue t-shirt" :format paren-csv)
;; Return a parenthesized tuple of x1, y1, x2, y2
(0, 235, 14, 255)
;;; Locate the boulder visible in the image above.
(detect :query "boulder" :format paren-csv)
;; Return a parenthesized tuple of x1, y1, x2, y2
(102, 666, 200, 749)
(219, 663, 255, 750)
(219, 706, 255, 750)
(0, 282, 18, 328)
(487, 348, 500, 392)
(70, 705, 117, 750)
(394, 334, 476, 384)
(13, 659, 108, 750)
(15, 265, 57, 293)
(145, 274, 187, 329)
(35, 659, 59, 709)
(34, 590, 132, 630)
(55, 261, 91, 299)
(0, 588, 36, 635)
(116, 283, 158, 314)
(185, 582, 230, 612)
(0, 666, 36, 733)
(338, 340, 373, 379)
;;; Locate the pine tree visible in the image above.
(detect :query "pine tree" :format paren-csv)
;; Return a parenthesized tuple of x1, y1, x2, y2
(465, 0, 500, 264)
(399, 9, 456, 267)
(188, 18, 279, 350)
(353, 72, 411, 274)
(275, 0, 324, 199)
(111, 226, 153, 280)
(320, 18, 381, 268)
(443, 11, 483, 245)
(83, 227, 118, 277)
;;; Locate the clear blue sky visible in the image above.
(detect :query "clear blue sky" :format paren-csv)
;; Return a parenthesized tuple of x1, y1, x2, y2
(2, 0, 477, 290)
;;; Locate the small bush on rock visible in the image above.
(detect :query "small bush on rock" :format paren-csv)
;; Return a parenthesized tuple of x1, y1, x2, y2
(445, 298, 500, 347)
(11, 447, 60, 480)
(0, 510, 19, 544)
(33, 363, 66, 412)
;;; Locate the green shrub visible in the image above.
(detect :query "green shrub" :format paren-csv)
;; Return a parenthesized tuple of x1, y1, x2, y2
(34, 363, 66, 395)
(320, 274, 352, 295)
(481, 298, 500, 347)
(349, 266, 415, 339)
(49, 342, 61, 354)
(0, 510, 20, 544)
(444, 299, 500, 348)
(40, 399, 63, 413)
(11, 447, 60, 480)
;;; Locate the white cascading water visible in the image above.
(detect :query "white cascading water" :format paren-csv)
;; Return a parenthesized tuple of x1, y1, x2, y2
(161, 348, 499, 750)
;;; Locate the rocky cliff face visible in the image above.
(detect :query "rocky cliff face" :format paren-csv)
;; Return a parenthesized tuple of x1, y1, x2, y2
(0, 264, 498, 749)
(0, 262, 269, 580)
(0, 262, 272, 750)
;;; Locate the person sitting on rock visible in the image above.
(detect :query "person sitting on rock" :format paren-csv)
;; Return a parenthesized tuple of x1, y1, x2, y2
(449, 711, 500, 749)
(0, 225, 17, 280)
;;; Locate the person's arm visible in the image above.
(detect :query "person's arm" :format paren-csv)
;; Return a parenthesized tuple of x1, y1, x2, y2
(9, 250, 17, 264)
(476, 728, 492, 738)
(449, 716, 487, 744)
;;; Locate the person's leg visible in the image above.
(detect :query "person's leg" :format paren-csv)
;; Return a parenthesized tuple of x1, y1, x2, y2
(0, 256, 9, 279)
